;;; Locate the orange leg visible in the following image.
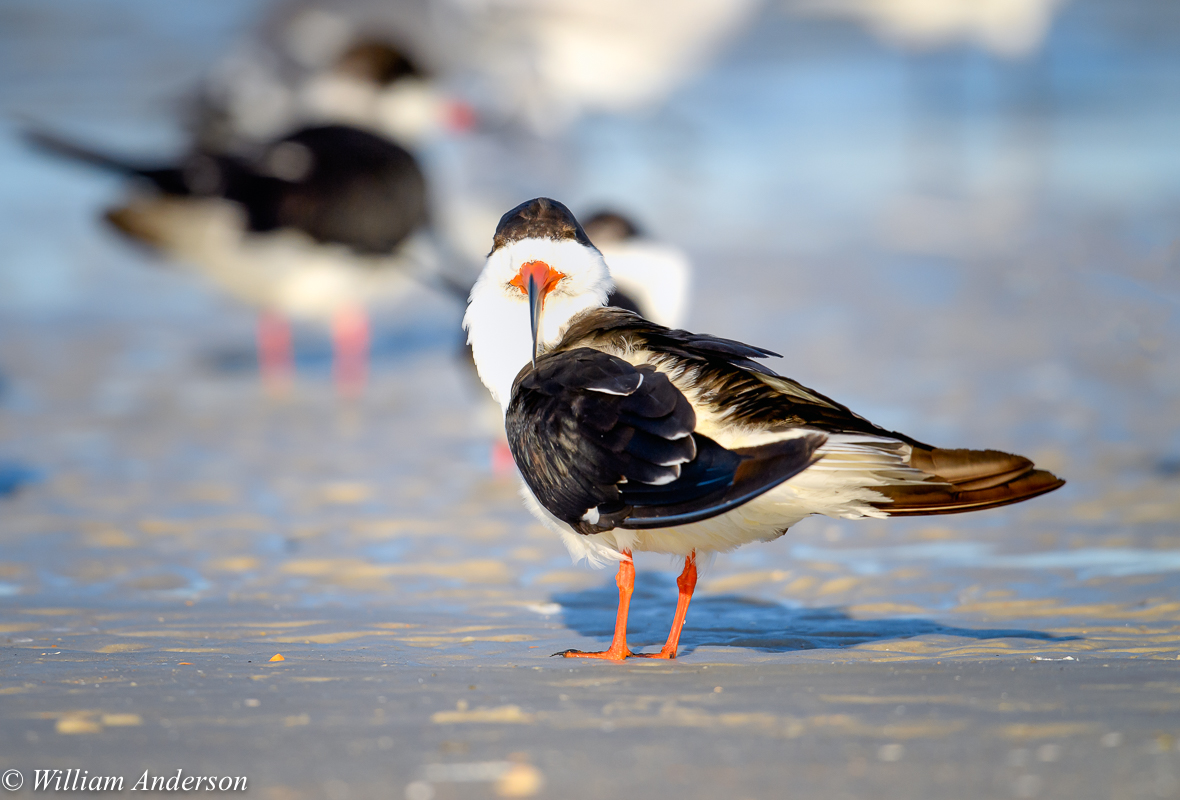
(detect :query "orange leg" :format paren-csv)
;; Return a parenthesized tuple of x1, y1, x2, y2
(557, 551, 634, 660)
(332, 306, 369, 397)
(257, 312, 293, 396)
(636, 551, 697, 660)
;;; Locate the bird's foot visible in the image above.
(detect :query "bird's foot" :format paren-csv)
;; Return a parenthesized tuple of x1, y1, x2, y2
(552, 646, 633, 661)
(631, 648, 676, 660)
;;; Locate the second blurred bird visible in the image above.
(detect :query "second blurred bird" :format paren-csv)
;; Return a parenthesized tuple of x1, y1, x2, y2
(28, 123, 439, 396)
(193, 6, 475, 156)
(582, 211, 692, 330)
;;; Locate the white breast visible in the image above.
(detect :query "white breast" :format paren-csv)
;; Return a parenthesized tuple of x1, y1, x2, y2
(463, 237, 613, 412)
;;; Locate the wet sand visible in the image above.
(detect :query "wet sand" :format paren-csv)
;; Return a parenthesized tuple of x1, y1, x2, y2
(2, 221, 1178, 798)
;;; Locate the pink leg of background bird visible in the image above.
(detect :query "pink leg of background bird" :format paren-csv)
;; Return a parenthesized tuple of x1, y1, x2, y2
(491, 440, 517, 475)
(257, 311, 293, 395)
(332, 306, 370, 397)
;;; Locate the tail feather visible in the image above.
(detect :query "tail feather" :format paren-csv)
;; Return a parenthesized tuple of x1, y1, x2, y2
(24, 128, 145, 176)
(23, 128, 186, 193)
(873, 446, 1064, 516)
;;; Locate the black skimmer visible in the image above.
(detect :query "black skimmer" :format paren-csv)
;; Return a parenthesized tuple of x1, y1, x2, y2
(464, 197, 1065, 660)
(195, 10, 475, 156)
(582, 211, 692, 328)
(27, 124, 434, 395)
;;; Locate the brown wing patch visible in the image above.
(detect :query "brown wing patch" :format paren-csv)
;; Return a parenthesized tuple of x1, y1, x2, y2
(908, 448, 1034, 491)
(874, 446, 1064, 516)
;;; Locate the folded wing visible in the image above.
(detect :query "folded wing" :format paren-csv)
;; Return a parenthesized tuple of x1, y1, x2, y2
(548, 309, 1065, 516)
(507, 348, 826, 534)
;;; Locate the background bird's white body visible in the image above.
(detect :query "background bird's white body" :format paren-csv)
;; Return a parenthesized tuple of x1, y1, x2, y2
(112, 195, 432, 323)
(300, 74, 450, 146)
(789, 0, 1066, 57)
(444, 0, 761, 133)
(598, 239, 692, 329)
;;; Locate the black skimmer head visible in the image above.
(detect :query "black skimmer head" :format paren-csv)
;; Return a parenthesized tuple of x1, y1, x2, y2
(333, 39, 423, 86)
(463, 198, 615, 408)
(582, 210, 642, 244)
(299, 39, 477, 140)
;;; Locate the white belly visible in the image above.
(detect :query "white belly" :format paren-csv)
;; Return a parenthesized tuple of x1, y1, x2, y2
(111, 196, 432, 322)
(520, 436, 899, 568)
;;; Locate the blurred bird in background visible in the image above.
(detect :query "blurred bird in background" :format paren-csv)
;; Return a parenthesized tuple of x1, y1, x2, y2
(22, 3, 503, 397)
(582, 211, 692, 330)
(26, 124, 436, 396)
(193, 5, 476, 156)
(433, 0, 762, 135)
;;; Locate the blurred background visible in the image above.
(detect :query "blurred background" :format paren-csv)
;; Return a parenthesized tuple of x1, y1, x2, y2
(2, 0, 1177, 485)
(1, 0, 1177, 616)
(2, 1, 1179, 797)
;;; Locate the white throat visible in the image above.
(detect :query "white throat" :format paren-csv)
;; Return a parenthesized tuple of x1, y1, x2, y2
(463, 237, 613, 413)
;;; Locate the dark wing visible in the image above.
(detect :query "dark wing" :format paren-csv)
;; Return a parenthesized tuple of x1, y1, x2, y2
(26, 125, 428, 257)
(553, 309, 1065, 511)
(244, 126, 429, 254)
(558, 307, 932, 445)
(507, 348, 826, 535)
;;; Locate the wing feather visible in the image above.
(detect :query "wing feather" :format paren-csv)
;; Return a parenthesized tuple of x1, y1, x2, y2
(556, 307, 926, 443)
(508, 348, 825, 534)
(548, 309, 1064, 516)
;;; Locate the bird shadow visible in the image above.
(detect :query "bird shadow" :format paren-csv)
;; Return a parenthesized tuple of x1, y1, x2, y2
(550, 572, 1078, 656)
